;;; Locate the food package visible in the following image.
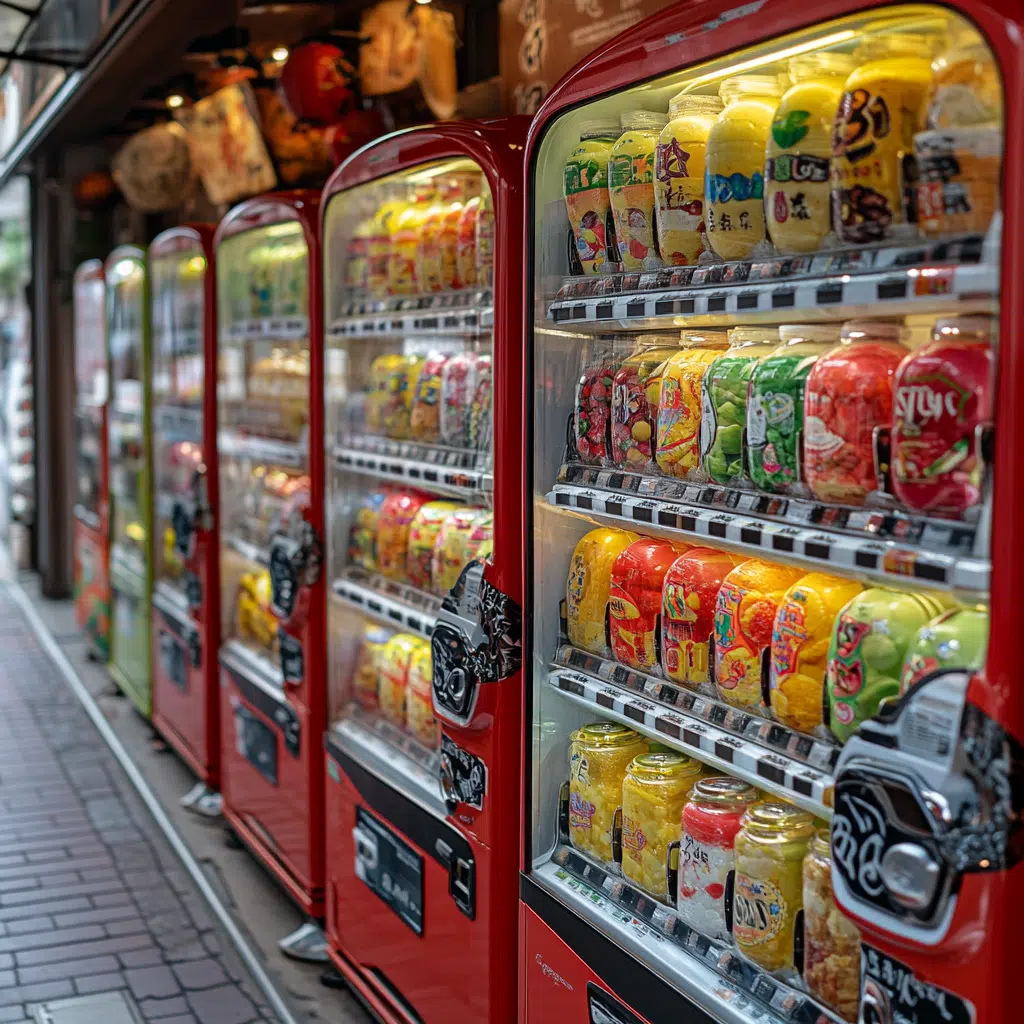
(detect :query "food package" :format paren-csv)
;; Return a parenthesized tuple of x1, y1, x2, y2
(440, 352, 488, 448)
(406, 500, 459, 590)
(409, 351, 449, 443)
(610, 339, 677, 472)
(406, 643, 440, 747)
(899, 605, 988, 695)
(348, 489, 389, 571)
(566, 528, 637, 657)
(353, 623, 393, 711)
(431, 507, 488, 595)
(378, 633, 427, 726)
(377, 490, 429, 581)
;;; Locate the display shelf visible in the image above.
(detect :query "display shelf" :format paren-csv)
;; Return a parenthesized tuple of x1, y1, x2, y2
(331, 567, 440, 638)
(218, 429, 306, 469)
(219, 636, 284, 692)
(548, 668, 832, 818)
(327, 288, 493, 339)
(222, 316, 309, 341)
(333, 439, 492, 499)
(225, 533, 270, 568)
(547, 232, 997, 327)
(547, 481, 989, 594)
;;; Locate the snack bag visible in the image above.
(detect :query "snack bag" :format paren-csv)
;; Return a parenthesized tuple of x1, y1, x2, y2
(366, 353, 405, 434)
(406, 500, 459, 590)
(440, 352, 487, 448)
(566, 528, 637, 656)
(575, 341, 623, 465)
(348, 489, 389, 571)
(431, 507, 488, 595)
(377, 490, 429, 581)
(409, 351, 450, 443)
(379, 633, 427, 726)
(352, 623, 393, 711)
(900, 605, 988, 695)
(380, 353, 427, 440)
(467, 354, 493, 451)
(406, 643, 440, 747)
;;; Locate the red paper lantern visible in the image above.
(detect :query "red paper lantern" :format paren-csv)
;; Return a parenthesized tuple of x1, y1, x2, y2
(280, 41, 358, 125)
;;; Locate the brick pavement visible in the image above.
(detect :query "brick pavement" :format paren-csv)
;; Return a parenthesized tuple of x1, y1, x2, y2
(0, 589, 281, 1024)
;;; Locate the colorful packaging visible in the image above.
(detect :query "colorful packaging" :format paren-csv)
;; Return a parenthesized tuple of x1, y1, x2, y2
(456, 193, 483, 288)
(406, 500, 459, 590)
(804, 320, 908, 505)
(567, 528, 637, 656)
(406, 643, 439, 747)
(366, 353, 405, 434)
(564, 120, 620, 275)
(440, 351, 487, 449)
(352, 624, 392, 712)
(826, 588, 951, 743)
(891, 316, 993, 518)
(900, 605, 988, 695)
(343, 212, 376, 297)
(701, 327, 778, 487)
(609, 111, 668, 271)
(575, 340, 624, 465)
(388, 185, 435, 295)
(661, 546, 743, 691)
(376, 490, 429, 581)
(348, 489, 389, 571)
(466, 511, 494, 564)
(766, 54, 855, 253)
(678, 776, 760, 939)
(655, 331, 729, 480)
(378, 633, 427, 727)
(431, 507, 488, 595)
(439, 176, 478, 291)
(914, 128, 1002, 237)
(925, 35, 1002, 131)
(610, 338, 677, 471)
(367, 191, 407, 298)
(654, 94, 723, 266)
(714, 558, 805, 711)
(409, 351, 450, 444)
(380, 353, 427, 440)
(415, 186, 449, 293)
(475, 188, 495, 288)
(621, 753, 702, 900)
(467, 354, 493, 451)
(705, 75, 783, 261)
(569, 723, 648, 865)
(770, 572, 863, 733)
(747, 325, 837, 495)
(609, 537, 687, 673)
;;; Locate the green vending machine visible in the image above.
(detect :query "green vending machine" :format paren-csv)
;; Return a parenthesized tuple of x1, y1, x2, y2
(106, 245, 153, 716)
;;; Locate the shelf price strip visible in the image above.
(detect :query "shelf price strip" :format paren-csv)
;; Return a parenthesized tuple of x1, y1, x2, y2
(334, 445, 493, 496)
(332, 572, 439, 638)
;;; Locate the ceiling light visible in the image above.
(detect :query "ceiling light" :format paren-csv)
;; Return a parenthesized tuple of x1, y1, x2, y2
(166, 94, 185, 109)
(271, 46, 289, 61)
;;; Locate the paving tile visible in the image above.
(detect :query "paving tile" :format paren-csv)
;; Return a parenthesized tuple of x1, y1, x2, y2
(17, 954, 119, 985)
(0, 971, 13, 987)
(74, 970, 127, 994)
(54, 904, 140, 929)
(126, 965, 180, 1000)
(185, 985, 259, 1024)
(16, 934, 161, 967)
(0, 924, 106, 954)
(171, 959, 228, 991)
(2, 918, 52, 937)
(0, 1007, 29, 1022)
(139, 994, 190, 1019)
(120, 948, 166, 969)
(0, 897, 91, 923)
(0, 979, 74, 1007)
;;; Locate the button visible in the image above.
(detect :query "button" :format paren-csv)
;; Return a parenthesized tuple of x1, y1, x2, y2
(881, 842, 941, 910)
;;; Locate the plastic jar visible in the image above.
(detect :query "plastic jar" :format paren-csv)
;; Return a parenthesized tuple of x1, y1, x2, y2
(747, 324, 838, 495)
(575, 338, 627, 465)
(654, 94, 724, 266)
(564, 119, 620, 275)
(701, 326, 779, 487)
(610, 337, 677, 471)
(733, 801, 815, 972)
(377, 490, 428, 581)
(803, 829, 862, 1021)
(705, 75, 784, 260)
(609, 111, 669, 270)
(406, 500, 459, 591)
(405, 642, 439, 747)
(900, 605, 989, 695)
(803, 320, 908, 505)
(567, 527, 638, 657)
(431, 507, 489, 595)
(621, 752, 702, 899)
(378, 633, 426, 727)
(655, 330, 729, 480)
(389, 184, 436, 295)
(891, 315, 994, 518)
(352, 624, 392, 712)
(677, 776, 760, 939)
(569, 723, 648, 865)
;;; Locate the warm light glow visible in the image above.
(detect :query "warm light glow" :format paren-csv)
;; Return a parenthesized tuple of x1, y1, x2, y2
(166, 93, 185, 109)
(271, 46, 289, 61)
(414, 0, 432, 6)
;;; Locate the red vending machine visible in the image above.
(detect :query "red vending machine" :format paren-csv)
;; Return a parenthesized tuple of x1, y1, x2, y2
(320, 120, 527, 1023)
(522, 4, 1011, 1024)
(149, 226, 222, 797)
(73, 259, 111, 661)
(214, 193, 328, 927)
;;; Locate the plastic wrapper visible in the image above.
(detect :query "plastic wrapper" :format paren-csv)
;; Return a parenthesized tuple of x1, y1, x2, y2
(431, 507, 488, 595)
(406, 500, 459, 590)
(349, 489, 389, 571)
(409, 351, 449, 444)
(406, 643, 439, 747)
(440, 352, 488, 448)
(899, 605, 988, 695)
(352, 624, 393, 712)
(376, 490, 428, 581)
(378, 633, 427, 727)
(610, 339, 677, 472)
(379, 353, 426, 440)
(574, 340, 623, 465)
(467, 354, 493, 451)
(566, 528, 635, 656)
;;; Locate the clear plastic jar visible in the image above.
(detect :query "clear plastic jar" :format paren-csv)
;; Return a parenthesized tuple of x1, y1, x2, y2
(405, 643, 439, 747)
(564, 119, 620, 275)
(803, 829, 862, 1021)
(609, 111, 669, 270)
(677, 776, 760, 939)
(705, 75, 784, 260)
(569, 723, 648, 865)
(654, 94, 724, 266)
(733, 801, 815, 972)
(566, 527, 637, 657)
(574, 337, 626, 465)
(766, 53, 855, 253)
(803, 320, 908, 505)
(621, 752, 703, 899)
(610, 337, 677, 471)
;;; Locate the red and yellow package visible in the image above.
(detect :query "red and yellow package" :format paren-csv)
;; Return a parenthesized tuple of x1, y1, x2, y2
(406, 644, 440, 747)
(574, 342, 623, 465)
(567, 528, 637, 657)
(409, 351, 450, 443)
(431, 507, 489, 595)
(406, 500, 459, 590)
(378, 633, 427, 727)
(377, 490, 429, 581)
(352, 623, 393, 712)
(610, 338, 677, 472)
(380, 353, 427, 440)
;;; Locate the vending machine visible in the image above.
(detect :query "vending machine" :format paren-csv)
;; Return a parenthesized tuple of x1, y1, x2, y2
(320, 120, 528, 1023)
(107, 245, 153, 717)
(149, 226, 222, 790)
(522, 3, 1011, 1023)
(214, 192, 327, 919)
(73, 259, 111, 661)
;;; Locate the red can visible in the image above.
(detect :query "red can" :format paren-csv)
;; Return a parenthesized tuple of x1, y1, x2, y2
(891, 316, 994, 519)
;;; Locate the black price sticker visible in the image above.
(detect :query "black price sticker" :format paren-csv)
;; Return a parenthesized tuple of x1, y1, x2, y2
(354, 808, 424, 935)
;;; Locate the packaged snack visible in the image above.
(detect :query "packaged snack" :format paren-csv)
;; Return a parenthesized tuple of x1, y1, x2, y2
(621, 752, 702, 899)
(406, 500, 459, 590)
(432, 507, 488, 595)
(770, 572, 863, 733)
(609, 537, 688, 673)
(343, 212, 376, 297)
(714, 558, 805, 712)
(661, 547, 743, 691)
(352, 624, 392, 712)
(655, 330, 729, 480)
(439, 175, 479, 291)
(804, 320, 908, 505)
(654, 94, 723, 266)
(733, 802, 815, 972)
(467, 354, 493, 451)
(564, 120, 620, 274)
(567, 528, 638, 656)
(701, 327, 779, 487)
(705, 75, 784, 260)
(826, 588, 951, 743)
(440, 351, 487, 448)
(456, 192, 483, 288)
(609, 111, 668, 271)
(466, 511, 494, 563)
(900, 605, 988, 695)
(925, 34, 1002, 130)
(475, 188, 495, 287)
(748, 325, 837, 495)
(378, 633, 426, 727)
(678, 776, 760, 939)
(417, 180, 460, 293)
(380, 353, 427, 440)
(406, 643, 439, 747)
(409, 351, 450, 443)
(569, 723, 648, 865)
(348, 489, 389, 571)
(575, 340, 626, 465)
(388, 185, 435, 295)
(367, 190, 407, 298)
(377, 490, 429, 581)
(891, 316, 993, 518)
(365, 353, 404, 434)
(236, 569, 277, 651)
(766, 54, 855, 253)
(831, 32, 939, 244)
(915, 128, 1002, 237)
(610, 338, 677, 471)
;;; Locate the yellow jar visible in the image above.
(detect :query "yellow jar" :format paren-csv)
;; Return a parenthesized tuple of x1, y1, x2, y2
(705, 75, 784, 261)
(733, 802, 815, 972)
(654, 94, 724, 266)
(564, 120, 620, 275)
(566, 527, 638, 655)
(803, 829, 862, 1022)
(831, 32, 940, 245)
(609, 111, 668, 271)
(569, 723, 648, 865)
(621, 752, 702, 900)
(405, 643, 439, 748)
(766, 53, 855, 253)
(388, 184, 436, 295)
